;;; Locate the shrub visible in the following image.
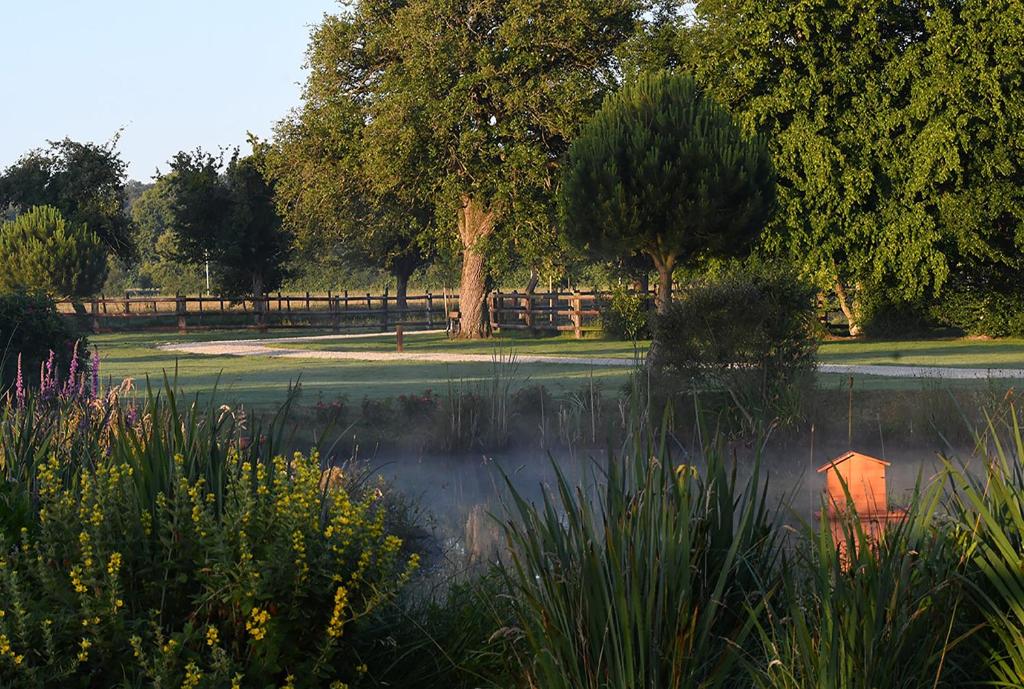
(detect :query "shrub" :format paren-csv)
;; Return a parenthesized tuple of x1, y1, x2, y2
(931, 270, 1024, 337)
(0, 293, 84, 389)
(600, 285, 650, 341)
(0, 206, 108, 299)
(0, 380, 419, 689)
(652, 266, 819, 429)
(857, 287, 936, 338)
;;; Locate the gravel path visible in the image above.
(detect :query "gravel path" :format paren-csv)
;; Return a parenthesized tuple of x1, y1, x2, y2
(157, 333, 1024, 379)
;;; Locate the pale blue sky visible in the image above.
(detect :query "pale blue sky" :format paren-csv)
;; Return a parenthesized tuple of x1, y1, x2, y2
(1, 0, 339, 180)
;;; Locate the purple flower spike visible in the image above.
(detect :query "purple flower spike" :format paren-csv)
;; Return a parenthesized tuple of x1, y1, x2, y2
(64, 341, 80, 398)
(15, 353, 24, 409)
(91, 349, 100, 399)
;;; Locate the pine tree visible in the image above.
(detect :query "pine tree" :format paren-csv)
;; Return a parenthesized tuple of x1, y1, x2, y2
(0, 205, 107, 299)
(561, 71, 775, 312)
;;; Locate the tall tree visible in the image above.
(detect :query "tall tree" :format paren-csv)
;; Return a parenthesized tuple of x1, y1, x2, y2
(165, 141, 293, 305)
(561, 71, 775, 313)
(306, 0, 639, 337)
(0, 137, 134, 261)
(687, 0, 1024, 334)
(268, 15, 433, 308)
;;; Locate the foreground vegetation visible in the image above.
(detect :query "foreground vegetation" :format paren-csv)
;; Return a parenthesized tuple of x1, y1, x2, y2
(2, 354, 1024, 686)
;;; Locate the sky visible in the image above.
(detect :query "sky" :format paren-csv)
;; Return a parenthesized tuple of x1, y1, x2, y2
(0, 0, 339, 181)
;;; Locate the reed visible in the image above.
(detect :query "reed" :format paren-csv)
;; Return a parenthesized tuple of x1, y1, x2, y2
(500, 413, 782, 689)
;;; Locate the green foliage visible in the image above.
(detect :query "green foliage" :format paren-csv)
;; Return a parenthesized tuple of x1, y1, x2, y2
(0, 293, 82, 389)
(652, 265, 819, 429)
(561, 71, 775, 311)
(269, 19, 433, 302)
(166, 141, 293, 300)
(0, 137, 134, 261)
(600, 285, 650, 341)
(0, 206, 107, 299)
(946, 413, 1024, 686)
(688, 0, 1024, 322)
(501, 422, 781, 689)
(931, 268, 1024, 338)
(317, 0, 640, 335)
(0, 380, 418, 688)
(751, 483, 968, 689)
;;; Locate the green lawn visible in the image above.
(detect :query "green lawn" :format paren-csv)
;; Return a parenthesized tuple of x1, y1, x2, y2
(91, 330, 634, 409)
(90, 330, 1024, 410)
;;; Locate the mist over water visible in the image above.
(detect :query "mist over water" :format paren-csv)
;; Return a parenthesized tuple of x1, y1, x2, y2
(355, 430, 984, 563)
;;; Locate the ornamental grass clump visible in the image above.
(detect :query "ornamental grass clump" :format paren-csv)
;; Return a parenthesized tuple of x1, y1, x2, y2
(500, 420, 782, 689)
(750, 480, 972, 689)
(945, 410, 1024, 686)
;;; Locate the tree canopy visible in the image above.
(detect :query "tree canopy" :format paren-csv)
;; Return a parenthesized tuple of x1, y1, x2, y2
(0, 137, 134, 262)
(682, 0, 1024, 332)
(165, 141, 293, 302)
(299, 0, 641, 336)
(561, 71, 775, 313)
(0, 205, 107, 299)
(268, 13, 434, 307)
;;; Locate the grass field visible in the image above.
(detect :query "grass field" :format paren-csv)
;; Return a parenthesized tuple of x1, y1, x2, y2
(90, 329, 1024, 409)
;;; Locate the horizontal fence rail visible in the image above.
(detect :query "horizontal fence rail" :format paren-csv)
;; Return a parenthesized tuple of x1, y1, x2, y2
(58, 286, 836, 337)
(57, 291, 457, 334)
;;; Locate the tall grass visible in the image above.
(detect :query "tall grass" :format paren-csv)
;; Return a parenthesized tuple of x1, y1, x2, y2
(500, 416, 782, 689)
(945, 409, 1024, 686)
(750, 481, 972, 689)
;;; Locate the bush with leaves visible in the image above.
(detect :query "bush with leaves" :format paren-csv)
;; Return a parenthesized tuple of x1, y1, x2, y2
(652, 265, 819, 429)
(931, 268, 1024, 338)
(600, 285, 650, 341)
(0, 293, 84, 389)
(0, 206, 107, 299)
(0, 377, 419, 689)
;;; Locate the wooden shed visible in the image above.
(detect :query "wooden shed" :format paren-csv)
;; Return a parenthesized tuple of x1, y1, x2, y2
(817, 450, 905, 557)
(817, 450, 890, 515)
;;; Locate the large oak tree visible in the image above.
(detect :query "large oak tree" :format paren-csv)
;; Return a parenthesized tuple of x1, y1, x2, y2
(297, 0, 639, 337)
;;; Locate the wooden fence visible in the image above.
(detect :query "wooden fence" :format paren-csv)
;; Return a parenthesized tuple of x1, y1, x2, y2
(57, 291, 456, 334)
(488, 290, 621, 338)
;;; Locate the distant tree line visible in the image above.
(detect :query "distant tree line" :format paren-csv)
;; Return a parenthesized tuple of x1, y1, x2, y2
(0, 0, 1019, 338)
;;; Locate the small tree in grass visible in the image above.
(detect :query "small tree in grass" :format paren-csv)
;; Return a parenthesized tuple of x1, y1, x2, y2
(0, 205, 107, 299)
(561, 71, 776, 314)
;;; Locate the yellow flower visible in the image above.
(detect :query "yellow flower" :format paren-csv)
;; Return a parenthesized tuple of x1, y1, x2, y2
(206, 625, 219, 647)
(231, 673, 244, 689)
(107, 552, 123, 576)
(77, 638, 91, 663)
(246, 607, 271, 641)
(326, 585, 348, 638)
(182, 660, 203, 689)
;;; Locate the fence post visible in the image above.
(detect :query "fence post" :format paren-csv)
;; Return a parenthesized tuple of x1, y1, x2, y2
(524, 292, 534, 333)
(426, 291, 433, 327)
(176, 294, 187, 334)
(124, 292, 131, 315)
(382, 287, 389, 332)
(91, 298, 100, 334)
(396, 324, 404, 352)
(571, 290, 582, 339)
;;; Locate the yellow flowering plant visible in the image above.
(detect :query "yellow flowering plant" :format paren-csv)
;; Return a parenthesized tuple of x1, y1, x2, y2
(0, 444, 419, 689)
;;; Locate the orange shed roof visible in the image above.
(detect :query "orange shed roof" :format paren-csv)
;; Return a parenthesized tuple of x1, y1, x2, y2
(816, 450, 890, 474)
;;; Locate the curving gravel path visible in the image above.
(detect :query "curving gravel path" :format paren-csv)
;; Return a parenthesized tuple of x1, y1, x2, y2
(157, 332, 1024, 380)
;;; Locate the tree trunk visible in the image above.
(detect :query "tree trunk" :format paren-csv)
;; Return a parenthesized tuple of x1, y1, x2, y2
(456, 196, 495, 339)
(525, 268, 540, 295)
(394, 271, 410, 309)
(652, 255, 676, 315)
(834, 281, 862, 336)
(252, 273, 266, 330)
